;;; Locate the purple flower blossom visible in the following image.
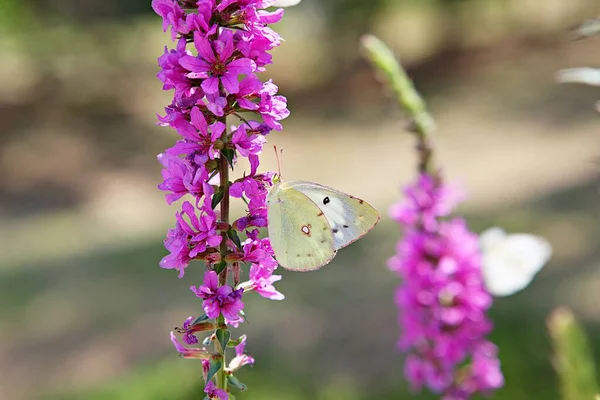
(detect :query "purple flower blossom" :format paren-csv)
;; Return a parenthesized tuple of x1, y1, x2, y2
(235, 74, 263, 110)
(191, 271, 245, 322)
(248, 264, 284, 300)
(390, 173, 503, 399)
(179, 30, 255, 95)
(230, 173, 271, 229)
(236, 33, 274, 72)
(167, 106, 226, 164)
(160, 193, 222, 277)
(206, 93, 228, 116)
(241, 230, 277, 270)
(231, 123, 267, 157)
(228, 334, 255, 371)
(170, 332, 210, 359)
(389, 173, 464, 232)
(157, 153, 207, 203)
(157, 38, 196, 99)
(180, 316, 199, 345)
(152, 0, 188, 40)
(204, 381, 229, 400)
(257, 80, 289, 130)
(237, 230, 283, 299)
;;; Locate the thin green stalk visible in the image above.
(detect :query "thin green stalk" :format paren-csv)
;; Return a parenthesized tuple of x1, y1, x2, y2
(216, 115, 230, 393)
(548, 307, 598, 400)
(360, 34, 436, 173)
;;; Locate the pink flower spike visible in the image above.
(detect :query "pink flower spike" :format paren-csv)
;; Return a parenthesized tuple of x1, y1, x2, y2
(155, 0, 291, 378)
(390, 173, 503, 398)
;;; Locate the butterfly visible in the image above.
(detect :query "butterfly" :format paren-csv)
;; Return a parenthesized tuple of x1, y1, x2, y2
(267, 179, 380, 271)
(479, 227, 552, 297)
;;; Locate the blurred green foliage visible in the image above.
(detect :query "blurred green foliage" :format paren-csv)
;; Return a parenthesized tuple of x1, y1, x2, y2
(548, 307, 599, 400)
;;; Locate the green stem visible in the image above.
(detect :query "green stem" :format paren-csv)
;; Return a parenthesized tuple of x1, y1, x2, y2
(360, 34, 436, 174)
(548, 307, 599, 400)
(215, 115, 230, 393)
(218, 143, 230, 286)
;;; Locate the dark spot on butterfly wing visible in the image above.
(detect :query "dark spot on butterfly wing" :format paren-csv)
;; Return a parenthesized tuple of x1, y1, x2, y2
(332, 228, 339, 233)
(323, 197, 330, 205)
(343, 224, 349, 228)
(301, 224, 312, 236)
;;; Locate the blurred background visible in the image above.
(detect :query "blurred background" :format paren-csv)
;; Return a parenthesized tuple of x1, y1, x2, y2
(1, 0, 599, 399)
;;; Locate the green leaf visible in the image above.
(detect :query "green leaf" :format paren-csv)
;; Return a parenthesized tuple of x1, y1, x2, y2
(227, 336, 245, 348)
(211, 190, 224, 209)
(214, 260, 227, 275)
(227, 229, 242, 250)
(216, 328, 231, 352)
(221, 148, 235, 166)
(548, 307, 599, 400)
(206, 359, 222, 383)
(227, 375, 247, 391)
(193, 314, 209, 325)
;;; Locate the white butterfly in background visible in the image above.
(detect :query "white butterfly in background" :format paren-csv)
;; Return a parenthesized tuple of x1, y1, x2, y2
(271, 0, 302, 7)
(479, 227, 552, 297)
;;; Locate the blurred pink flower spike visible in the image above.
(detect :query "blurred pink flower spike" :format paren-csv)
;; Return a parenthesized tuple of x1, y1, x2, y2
(390, 174, 504, 398)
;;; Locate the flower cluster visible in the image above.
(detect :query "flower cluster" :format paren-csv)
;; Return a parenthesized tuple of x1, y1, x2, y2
(153, 0, 291, 395)
(389, 174, 504, 399)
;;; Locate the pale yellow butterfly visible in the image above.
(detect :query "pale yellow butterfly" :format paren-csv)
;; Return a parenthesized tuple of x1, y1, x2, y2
(266, 149, 380, 271)
(267, 179, 380, 271)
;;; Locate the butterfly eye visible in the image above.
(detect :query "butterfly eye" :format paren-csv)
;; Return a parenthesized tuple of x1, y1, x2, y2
(323, 197, 330, 205)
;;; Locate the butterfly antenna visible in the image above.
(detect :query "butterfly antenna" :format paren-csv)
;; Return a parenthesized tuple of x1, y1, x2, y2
(274, 145, 284, 181)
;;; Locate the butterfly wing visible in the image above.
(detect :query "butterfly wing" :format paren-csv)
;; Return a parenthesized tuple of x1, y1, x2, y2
(267, 183, 336, 271)
(481, 228, 552, 297)
(285, 181, 380, 250)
